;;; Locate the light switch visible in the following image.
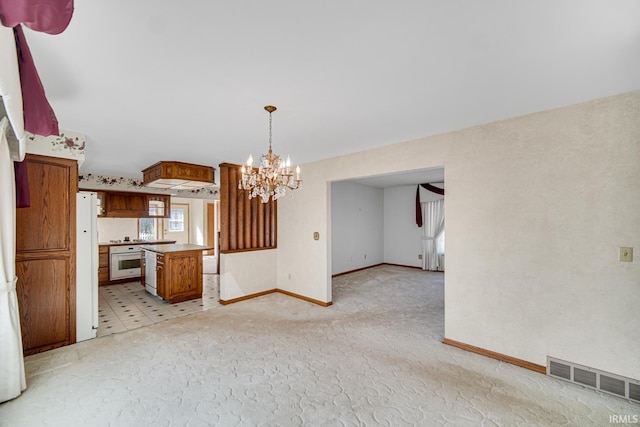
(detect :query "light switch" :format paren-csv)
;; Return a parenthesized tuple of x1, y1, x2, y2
(313, 232, 319, 240)
(620, 247, 633, 262)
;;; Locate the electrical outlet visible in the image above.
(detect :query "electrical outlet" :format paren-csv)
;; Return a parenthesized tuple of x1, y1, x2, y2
(418, 254, 422, 260)
(620, 247, 633, 262)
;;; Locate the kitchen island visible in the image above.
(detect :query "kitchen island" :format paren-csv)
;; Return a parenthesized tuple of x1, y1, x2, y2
(141, 244, 214, 303)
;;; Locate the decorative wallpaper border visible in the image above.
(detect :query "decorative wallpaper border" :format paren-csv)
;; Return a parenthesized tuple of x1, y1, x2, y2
(78, 173, 219, 200)
(24, 128, 219, 199)
(26, 129, 86, 166)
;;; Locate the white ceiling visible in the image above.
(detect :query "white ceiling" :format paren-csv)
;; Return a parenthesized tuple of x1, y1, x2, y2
(23, 1, 640, 187)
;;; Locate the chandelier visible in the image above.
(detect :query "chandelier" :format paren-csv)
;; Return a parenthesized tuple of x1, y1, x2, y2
(239, 105, 302, 203)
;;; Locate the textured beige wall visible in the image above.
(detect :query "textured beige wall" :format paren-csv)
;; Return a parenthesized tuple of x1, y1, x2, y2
(276, 91, 640, 379)
(220, 250, 277, 301)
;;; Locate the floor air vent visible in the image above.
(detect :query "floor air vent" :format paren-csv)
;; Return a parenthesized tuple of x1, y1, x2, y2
(630, 383, 640, 402)
(547, 357, 640, 402)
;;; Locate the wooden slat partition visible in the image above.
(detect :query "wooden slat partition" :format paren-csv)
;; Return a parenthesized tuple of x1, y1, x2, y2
(243, 192, 251, 248)
(219, 163, 277, 253)
(258, 201, 264, 247)
(235, 174, 244, 250)
(251, 197, 258, 247)
(219, 166, 230, 251)
(229, 167, 237, 250)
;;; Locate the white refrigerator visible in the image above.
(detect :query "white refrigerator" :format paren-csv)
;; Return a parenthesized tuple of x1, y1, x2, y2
(76, 191, 99, 341)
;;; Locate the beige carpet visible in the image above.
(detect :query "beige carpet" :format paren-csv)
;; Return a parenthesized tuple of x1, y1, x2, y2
(0, 265, 637, 426)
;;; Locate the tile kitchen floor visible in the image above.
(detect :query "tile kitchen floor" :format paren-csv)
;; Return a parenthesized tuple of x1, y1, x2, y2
(97, 274, 219, 337)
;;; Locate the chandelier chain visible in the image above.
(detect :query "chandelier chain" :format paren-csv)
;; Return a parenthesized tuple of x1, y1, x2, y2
(268, 111, 273, 151)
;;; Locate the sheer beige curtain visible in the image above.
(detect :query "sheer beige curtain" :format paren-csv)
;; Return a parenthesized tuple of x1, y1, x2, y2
(0, 118, 26, 402)
(421, 199, 445, 271)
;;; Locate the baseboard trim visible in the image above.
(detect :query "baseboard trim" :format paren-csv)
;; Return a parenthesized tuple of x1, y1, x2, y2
(219, 289, 277, 305)
(332, 263, 443, 277)
(443, 338, 546, 374)
(332, 263, 384, 277)
(382, 263, 423, 270)
(219, 288, 332, 307)
(277, 289, 333, 307)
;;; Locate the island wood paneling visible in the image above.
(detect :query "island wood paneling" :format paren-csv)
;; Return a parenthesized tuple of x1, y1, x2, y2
(219, 163, 277, 252)
(165, 253, 201, 297)
(16, 154, 77, 356)
(154, 250, 203, 303)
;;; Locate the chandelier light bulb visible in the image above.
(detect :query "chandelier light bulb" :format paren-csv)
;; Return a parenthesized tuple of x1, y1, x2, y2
(286, 155, 291, 168)
(247, 154, 253, 167)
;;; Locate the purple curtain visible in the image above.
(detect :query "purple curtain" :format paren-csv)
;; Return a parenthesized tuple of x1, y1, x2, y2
(12, 25, 60, 208)
(1, 0, 75, 207)
(416, 184, 445, 227)
(13, 25, 58, 137)
(14, 160, 30, 208)
(0, 0, 74, 35)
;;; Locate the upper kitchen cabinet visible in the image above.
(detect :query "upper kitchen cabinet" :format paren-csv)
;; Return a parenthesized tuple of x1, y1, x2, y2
(104, 192, 148, 218)
(148, 195, 170, 218)
(93, 190, 170, 218)
(96, 191, 106, 217)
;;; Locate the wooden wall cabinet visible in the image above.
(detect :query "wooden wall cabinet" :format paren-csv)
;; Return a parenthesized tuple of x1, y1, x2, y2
(104, 192, 148, 217)
(16, 154, 77, 356)
(156, 251, 202, 303)
(96, 191, 106, 217)
(147, 194, 170, 218)
(98, 245, 110, 285)
(83, 190, 171, 218)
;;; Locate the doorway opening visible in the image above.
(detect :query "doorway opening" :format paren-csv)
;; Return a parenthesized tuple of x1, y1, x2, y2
(329, 167, 445, 337)
(98, 198, 220, 338)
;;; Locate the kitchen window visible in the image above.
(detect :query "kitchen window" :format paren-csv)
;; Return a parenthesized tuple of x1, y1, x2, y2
(139, 204, 189, 243)
(139, 218, 158, 240)
(169, 208, 184, 232)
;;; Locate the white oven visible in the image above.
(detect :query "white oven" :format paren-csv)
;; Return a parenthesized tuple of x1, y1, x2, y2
(109, 245, 142, 280)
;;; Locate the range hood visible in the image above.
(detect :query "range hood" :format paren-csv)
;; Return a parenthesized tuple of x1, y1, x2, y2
(142, 161, 216, 189)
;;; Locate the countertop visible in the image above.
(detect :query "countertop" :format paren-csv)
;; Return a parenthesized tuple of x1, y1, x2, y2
(140, 243, 214, 254)
(99, 240, 176, 247)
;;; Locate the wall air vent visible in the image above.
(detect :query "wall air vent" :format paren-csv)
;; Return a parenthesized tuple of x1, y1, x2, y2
(547, 356, 640, 403)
